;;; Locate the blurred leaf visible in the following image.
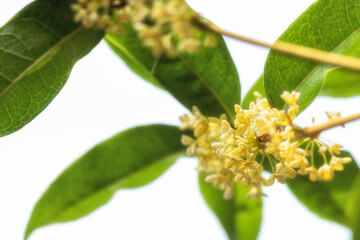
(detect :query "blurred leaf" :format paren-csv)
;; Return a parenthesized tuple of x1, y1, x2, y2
(286, 150, 359, 226)
(264, 0, 360, 111)
(347, 173, 360, 239)
(25, 124, 185, 239)
(241, 75, 264, 109)
(0, 0, 103, 137)
(105, 27, 240, 120)
(321, 67, 360, 98)
(198, 173, 262, 240)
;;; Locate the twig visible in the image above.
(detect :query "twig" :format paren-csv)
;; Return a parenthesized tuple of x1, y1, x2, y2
(301, 113, 360, 138)
(198, 21, 360, 71)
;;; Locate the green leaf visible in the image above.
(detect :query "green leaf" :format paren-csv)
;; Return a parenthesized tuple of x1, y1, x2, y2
(264, 0, 360, 110)
(286, 150, 359, 226)
(198, 173, 262, 240)
(347, 173, 360, 239)
(25, 124, 185, 239)
(105, 27, 240, 120)
(0, 0, 103, 136)
(241, 74, 264, 109)
(320, 67, 360, 98)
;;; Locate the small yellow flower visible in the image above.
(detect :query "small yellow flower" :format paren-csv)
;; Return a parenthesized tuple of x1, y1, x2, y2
(303, 166, 318, 181)
(261, 175, 275, 186)
(72, 0, 213, 57)
(246, 185, 266, 199)
(180, 90, 352, 199)
(329, 144, 342, 155)
(281, 91, 301, 105)
(281, 91, 300, 120)
(330, 156, 351, 171)
(276, 163, 296, 179)
(177, 38, 202, 53)
(318, 164, 334, 181)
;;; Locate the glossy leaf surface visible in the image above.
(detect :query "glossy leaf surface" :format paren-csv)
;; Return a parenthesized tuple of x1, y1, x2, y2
(241, 75, 265, 109)
(321, 67, 360, 98)
(105, 28, 240, 120)
(0, 0, 103, 136)
(25, 124, 185, 239)
(264, 0, 360, 110)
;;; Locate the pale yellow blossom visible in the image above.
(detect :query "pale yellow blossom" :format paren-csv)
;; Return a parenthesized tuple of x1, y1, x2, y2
(72, 0, 216, 57)
(180, 91, 352, 199)
(318, 164, 334, 181)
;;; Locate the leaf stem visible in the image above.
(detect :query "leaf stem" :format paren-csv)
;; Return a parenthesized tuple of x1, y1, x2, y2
(198, 21, 360, 71)
(301, 112, 360, 138)
(267, 153, 275, 174)
(310, 140, 315, 166)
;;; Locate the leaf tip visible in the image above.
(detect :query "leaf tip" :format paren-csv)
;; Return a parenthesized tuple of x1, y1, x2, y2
(24, 226, 33, 240)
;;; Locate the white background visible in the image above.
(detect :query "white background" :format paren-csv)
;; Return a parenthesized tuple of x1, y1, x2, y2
(1, 0, 360, 239)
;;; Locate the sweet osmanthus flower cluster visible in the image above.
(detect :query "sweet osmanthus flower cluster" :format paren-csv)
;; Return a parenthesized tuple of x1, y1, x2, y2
(3, 0, 360, 239)
(71, 0, 216, 57)
(180, 91, 352, 199)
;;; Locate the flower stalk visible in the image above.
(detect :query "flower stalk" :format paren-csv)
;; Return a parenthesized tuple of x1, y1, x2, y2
(301, 112, 360, 138)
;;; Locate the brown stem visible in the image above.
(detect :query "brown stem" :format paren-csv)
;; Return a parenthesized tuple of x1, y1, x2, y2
(301, 113, 360, 138)
(197, 21, 360, 71)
